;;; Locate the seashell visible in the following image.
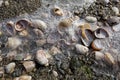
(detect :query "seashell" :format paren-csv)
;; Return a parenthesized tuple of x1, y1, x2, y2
(104, 52, 115, 64)
(23, 61, 35, 72)
(33, 28, 44, 37)
(7, 37, 21, 49)
(50, 46, 61, 55)
(31, 19, 47, 31)
(94, 51, 105, 60)
(19, 75, 32, 80)
(5, 62, 16, 73)
(15, 19, 31, 31)
(19, 30, 28, 37)
(52, 6, 64, 16)
(91, 39, 103, 51)
(6, 21, 16, 36)
(85, 16, 97, 23)
(112, 23, 120, 32)
(94, 28, 109, 39)
(36, 50, 49, 66)
(75, 44, 89, 54)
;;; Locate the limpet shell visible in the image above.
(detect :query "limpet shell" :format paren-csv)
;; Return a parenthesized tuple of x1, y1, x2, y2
(91, 39, 103, 51)
(31, 19, 47, 31)
(36, 50, 49, 66)
(75, 44, 89, 54)
(52, 6, 64, 16)
(15, 19, 31, 31)
(104, 52, 115, 64)
(94, 28, 109, 39)
(23, 61, 35, 72)
(6, 21, 16, 36)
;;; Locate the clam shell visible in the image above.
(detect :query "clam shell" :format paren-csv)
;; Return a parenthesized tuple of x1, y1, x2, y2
(6, 21, 16, 36)
(52, 6, 64, 16)
(36, 50, 49, 66)
(31, 19, 47, 31)
(91, 39, 103, 51)
(94, 28, 109, 39)
(75, 44, 89, 54)
(23, 61, 35, 72)
(104, 52, 115, 64)
(15, 19, 31, 31)
(5, 62, 16, 73)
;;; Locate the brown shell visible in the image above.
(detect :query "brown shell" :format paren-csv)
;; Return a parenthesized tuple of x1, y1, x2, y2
(91, 39, 102, 51)
(15, 19, 31, 31)
(94, 28, 109, 39)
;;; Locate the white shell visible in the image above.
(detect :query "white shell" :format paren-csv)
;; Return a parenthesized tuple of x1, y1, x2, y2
(7, 37, 21, 49)
(52, 70, 58, 77)
(75, 44, 89, 54)
(112, 7, 119, 15)
(31, 19, 47, 31)
(85, 16, 97, 23)
(5, 62, 16, 73)
(36, 50, 49, 66)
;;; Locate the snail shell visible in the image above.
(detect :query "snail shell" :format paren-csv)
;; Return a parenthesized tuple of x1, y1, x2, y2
(91, 39, 103, 51)
(94, 28, 109, 39)
(31, 19, 47, 31)
(23, 61, 35, 72)
(75, 44, 89, 54)
(36, 50, 49, 66)
(104, 52, 115, 64)
(6, 21, 16, 36)
(52, 6, 64, 16)
(15, 19, 31, 31)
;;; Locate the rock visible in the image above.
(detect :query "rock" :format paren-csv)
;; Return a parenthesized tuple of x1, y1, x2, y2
(50, 46, 61, 55)
(112, 7, 119, 15)
(52, 70, 58, 77)
(75, 44, 89, 54)
(5, 62, 16, 74)
(0, 0, 3, 7)
(19, 75, 32, 80)
(107, 17, 119, 26)
(36, 50, 49, 66)
(7, 37, 22, 49)
(0, 67, 4, 77)
(113, 23, 120, 32)
(6, 50, 17, 60)
(23, 61, 35, 72)
(85, 16, 97, 23)
(24, 54, 32, 61)
(14, 54, 25, 61)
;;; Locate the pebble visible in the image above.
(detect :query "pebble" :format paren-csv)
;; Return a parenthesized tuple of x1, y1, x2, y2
(94, 51, 105, 60)
(113, 23, 120, 32)
(75, 44, 89, 54)
(112, 7, 119, 15)
(85, 16, 97, 23)
(0, 0, 3, 7)
(23, 61, 35, 72)
(7, 37, 22, 49)
(14, 54, 25, 61)
(4, 1, 9, 6)
(50, 46, 61, 55)
(36, 50, 49, 66)
(52, 70, 58, 77)
(5, 62, 16, 73)
(0, 67, 4, 77)
(19, 75, 32, 80)
(0, 56, 2, 61)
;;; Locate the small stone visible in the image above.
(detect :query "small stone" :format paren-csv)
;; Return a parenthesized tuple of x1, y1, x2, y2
(0, 0, 3, 7)
(19, 75, 32, 80)
(75, 44, 89, 54)
(5, 62, 16, 74)
(104, 52, 115, 64)
(94, 51, 105, 60)
(7, 37, 22, 49)
(113, 23, 120, 32)
(36, 50, 49, 66)
(50, 46, 61, 55)
(0, 67, 4, 77)
(85, 16, 97, 23)
(36, 39, 46, 46)
(14, 54, 25, 61)
(24, 54, 32, 61)
(0, 56, 2, 61)
(23, 61, 35, 72)
(5, 1, 9, 6)
(112, 7, 119, 15)
(52, 70, 58, 77)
